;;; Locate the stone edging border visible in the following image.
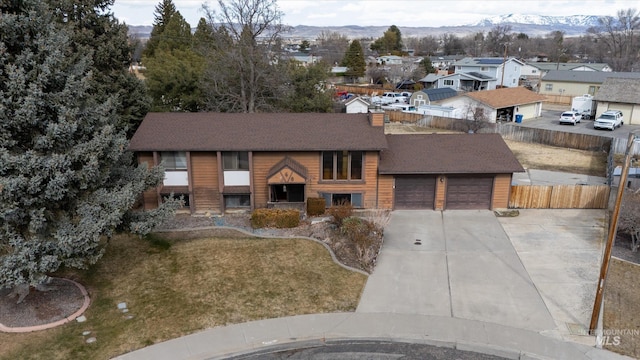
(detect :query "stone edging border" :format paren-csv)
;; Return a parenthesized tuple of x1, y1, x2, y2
(154, 225, 371, 276)
(0, 278, 91, 333)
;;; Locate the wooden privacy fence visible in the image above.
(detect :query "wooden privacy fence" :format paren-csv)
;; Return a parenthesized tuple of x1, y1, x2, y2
(498, 124, 611, 152)
(509, 185, 610, 209)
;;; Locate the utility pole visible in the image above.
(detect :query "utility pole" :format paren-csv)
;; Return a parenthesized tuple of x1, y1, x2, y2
(500, 43, 508, 87)
(589, 131, 638, 334)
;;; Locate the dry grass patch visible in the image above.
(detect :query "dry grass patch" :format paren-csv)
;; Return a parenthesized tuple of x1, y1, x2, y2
(0, 233, 366, 360)
(504, 139, 607, 177)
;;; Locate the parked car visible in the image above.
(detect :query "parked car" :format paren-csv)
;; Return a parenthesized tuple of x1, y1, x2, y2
(382, 92, 409, 104)
(559, 111, 581, 125)
(594, 110, 624, 131)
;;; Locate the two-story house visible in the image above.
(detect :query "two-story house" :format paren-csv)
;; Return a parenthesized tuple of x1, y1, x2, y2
(451, 57, 525, 89)
(129, 112, 524, 213)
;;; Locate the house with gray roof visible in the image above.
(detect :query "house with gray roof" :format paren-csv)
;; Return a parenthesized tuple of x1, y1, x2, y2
(451, 57, 525, 89)
(436, 72, 497, 92)
(538, 71, 640, 98)
(129, 112, 523, 213)
(593, 78, 640, 125)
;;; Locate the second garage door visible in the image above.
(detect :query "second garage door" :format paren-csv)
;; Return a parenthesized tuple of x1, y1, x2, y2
(395, 175, 436, 209)
(446, 176, 494, 209)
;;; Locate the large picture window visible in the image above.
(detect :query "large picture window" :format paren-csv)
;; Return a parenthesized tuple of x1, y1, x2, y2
(160, 151, 187, 170)
(223, 152, 249, 170)
(322, 151, 363, 181)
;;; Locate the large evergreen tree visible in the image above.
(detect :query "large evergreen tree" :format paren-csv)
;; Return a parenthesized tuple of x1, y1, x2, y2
(143, 0, 178, 59)
(341, 40, 366, 83)
(143, 10, 205, 111)
(280, 61, 333, 112)
(370, 25, 403, 54)
(52, 0, 151, 138)
(0, 0, 178, 296)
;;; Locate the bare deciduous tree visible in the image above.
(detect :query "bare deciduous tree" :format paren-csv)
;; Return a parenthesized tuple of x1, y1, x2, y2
(588, 8, 640, 71)
(201, 0, 290, 112)
(316, 31, 350, 66)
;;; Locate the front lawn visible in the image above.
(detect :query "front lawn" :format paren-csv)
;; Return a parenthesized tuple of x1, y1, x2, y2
(0, 232, 366, 360)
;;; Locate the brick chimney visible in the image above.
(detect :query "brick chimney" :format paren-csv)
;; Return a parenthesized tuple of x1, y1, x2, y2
(369, 109, 385, 127)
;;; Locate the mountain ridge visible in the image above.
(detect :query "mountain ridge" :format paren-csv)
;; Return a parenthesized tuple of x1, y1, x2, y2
(128, 14, 601, 39)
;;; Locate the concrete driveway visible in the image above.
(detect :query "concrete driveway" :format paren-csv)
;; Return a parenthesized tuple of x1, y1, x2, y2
(357, 209, 606, 342)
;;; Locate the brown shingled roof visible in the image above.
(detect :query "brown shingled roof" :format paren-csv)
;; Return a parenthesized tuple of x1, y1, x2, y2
(379, 133, 524, 174)
(465, 87, 547, 109)
(129, 113, 388, 152)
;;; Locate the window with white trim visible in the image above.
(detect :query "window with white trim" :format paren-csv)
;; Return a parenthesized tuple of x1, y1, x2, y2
(160, 152, 187, 170)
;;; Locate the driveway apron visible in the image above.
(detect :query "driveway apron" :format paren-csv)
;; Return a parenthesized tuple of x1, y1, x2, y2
(357, 210, 556, 332)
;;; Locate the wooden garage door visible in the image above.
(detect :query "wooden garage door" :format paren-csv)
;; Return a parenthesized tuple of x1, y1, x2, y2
(446, 176, 494, 210)
(394, 175, 436, 209)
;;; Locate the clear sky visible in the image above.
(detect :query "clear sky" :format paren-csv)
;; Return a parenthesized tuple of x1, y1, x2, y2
(111, 0, 638, 27)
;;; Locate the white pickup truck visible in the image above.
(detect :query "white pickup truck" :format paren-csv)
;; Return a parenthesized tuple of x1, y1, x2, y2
(370, 92, 410, 105)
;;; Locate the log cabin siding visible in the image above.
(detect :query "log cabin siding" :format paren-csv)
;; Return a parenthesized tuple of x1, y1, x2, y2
(435, 176, 446, 210)
(190, 152, 220, 213)
(251, 151, 381, 208)
(377, 175, 394, 209)
(492, 173, 512, 208)
(137, 152, 159, 210)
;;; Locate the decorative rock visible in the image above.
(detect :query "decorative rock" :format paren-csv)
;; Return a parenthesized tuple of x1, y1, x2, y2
(82, 331, 91, 336)
(76, 315, 87, 323)
(117, 302, 127, 310)
(86, 337, 97, 344)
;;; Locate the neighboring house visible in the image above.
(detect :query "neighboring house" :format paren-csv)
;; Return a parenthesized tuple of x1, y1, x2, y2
(451, 57, 525, 89)
(376, 55, 403, 65)
(284, 52, 320, 67)
(593, 78, 640, 125)
(129, 112, 524, 213)
(345, 96, 370, 113)
(428, 55, 464, 71)
(436, 72, 496, 92)
(439, 87, 546, 123)
(539, 71, 640, 98)
(531, 62, 612, 74)
(417, 73, 443, 89)
(409, 88, 458, 107)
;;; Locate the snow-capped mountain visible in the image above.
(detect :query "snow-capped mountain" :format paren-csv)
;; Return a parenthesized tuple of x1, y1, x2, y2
(129, 14, 603, 40)
(471, 14, 600, 27)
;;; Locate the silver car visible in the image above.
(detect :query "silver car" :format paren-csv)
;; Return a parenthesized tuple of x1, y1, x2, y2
(559, 111, 581, 125)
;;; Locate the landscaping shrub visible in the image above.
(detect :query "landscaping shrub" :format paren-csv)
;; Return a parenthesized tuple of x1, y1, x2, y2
(250, 208, 300, 228)
(306, 197, 326, 216)
(340, 216, 383, 272)
(327, 200, 353, 227)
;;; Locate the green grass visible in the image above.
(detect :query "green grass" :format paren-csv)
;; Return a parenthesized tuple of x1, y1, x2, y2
(0, 232, 366, 360)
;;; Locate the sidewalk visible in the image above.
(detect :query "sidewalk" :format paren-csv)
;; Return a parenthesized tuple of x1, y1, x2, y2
(114, 312, 630, 360)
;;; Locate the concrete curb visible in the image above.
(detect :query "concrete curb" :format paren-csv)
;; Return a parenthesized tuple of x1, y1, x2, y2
(114, 313, 632, 360)
(0, 278, 90, 333)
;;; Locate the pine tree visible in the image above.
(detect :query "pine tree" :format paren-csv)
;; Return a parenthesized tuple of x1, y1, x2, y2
(341, 40, 366, 83)
(0, 0, 179, 296)
(143, 9, 205, 111)
(143, 0, 178, 59)
(52, 0, 151, 138)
